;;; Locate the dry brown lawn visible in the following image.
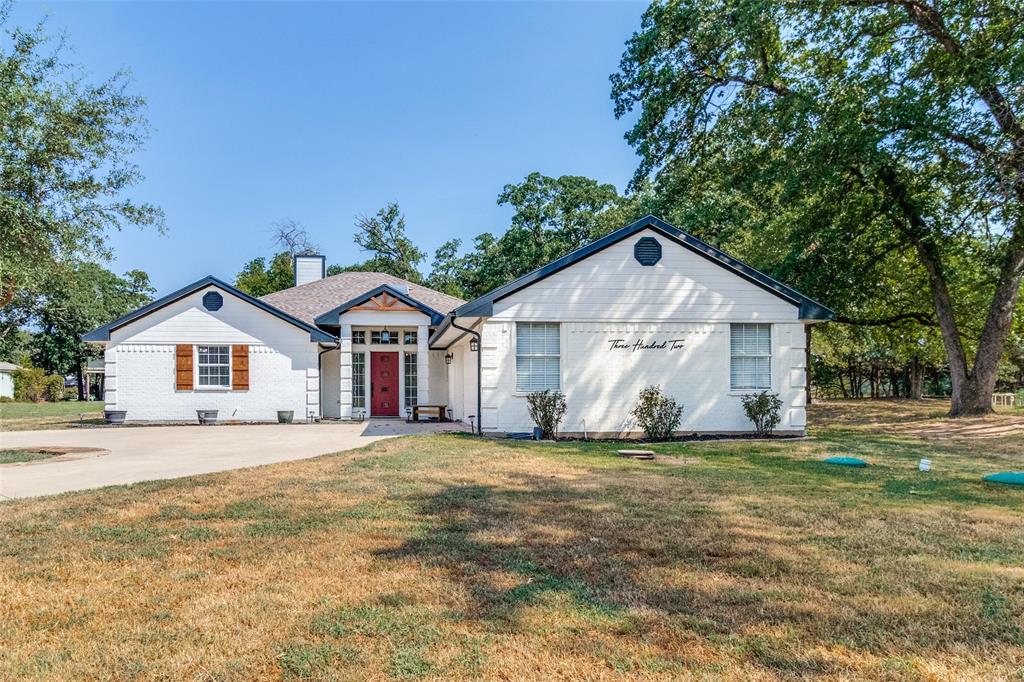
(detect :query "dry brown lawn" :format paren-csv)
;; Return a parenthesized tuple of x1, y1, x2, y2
(1, 400, 1022, 680)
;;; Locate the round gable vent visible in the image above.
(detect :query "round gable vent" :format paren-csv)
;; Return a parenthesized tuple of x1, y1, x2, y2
(634, 237, 662, 266)
(203, 291, 224, 311)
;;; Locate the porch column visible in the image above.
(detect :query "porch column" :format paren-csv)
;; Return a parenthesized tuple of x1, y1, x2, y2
(417, 324, 429, 408)
(339, 323, 353, 419)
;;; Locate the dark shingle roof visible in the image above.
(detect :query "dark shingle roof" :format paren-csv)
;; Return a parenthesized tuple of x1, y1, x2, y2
(260, 272, 464, 326)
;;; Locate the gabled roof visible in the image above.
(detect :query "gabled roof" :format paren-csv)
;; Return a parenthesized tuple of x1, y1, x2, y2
(313, 284, 447, 326)
(82, 276, 337, 343)
(261, 272, 463, 327)
(452, 215, 835, 320)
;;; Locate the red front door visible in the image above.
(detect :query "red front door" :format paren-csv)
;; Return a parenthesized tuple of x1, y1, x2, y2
(370, 352, 400, 416)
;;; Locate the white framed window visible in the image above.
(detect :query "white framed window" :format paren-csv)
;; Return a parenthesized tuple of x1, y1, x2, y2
(404, 353, 417, 408)
(371, 330, 399, 345)
(352, 330, 365, 345)
(352, 352, 366, 409)
(197, 345, 230, 388)
(730, 324, 771, 390)
(516, 322, 560, 392)
(403, 330, 417, 345)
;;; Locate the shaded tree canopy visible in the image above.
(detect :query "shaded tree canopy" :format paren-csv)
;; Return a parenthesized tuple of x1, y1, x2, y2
(235, 252, 295, 297)
(346, 203, 426, 282)
(427, 173, 652, 299)
(0, 8, 163, 315)
(33, 263, 154, 398)
(611, 0, 1024, 415)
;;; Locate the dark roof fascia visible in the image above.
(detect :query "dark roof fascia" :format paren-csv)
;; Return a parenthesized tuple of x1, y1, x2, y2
(427, 314, 453, 348)
(454, 215, 835, 321)
(293, 254, 326, 285)
(428, 313, 471, 350)
(313, 284, 446, 327)
(82, 276, 336, 343)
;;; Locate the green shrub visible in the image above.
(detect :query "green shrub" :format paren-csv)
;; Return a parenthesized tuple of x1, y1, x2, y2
(0, 395, 12, 403)
(526, 390, 567, 439)
(44, 375, 66, 402)
(631, 385, 683, 441)
(13, 367, 66, 402)
(1015, 389, 1024, 408)
(740, 391, 783, 436)
(13, 367, 46, 402)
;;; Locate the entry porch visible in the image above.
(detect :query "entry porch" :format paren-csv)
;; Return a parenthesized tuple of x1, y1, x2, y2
(319, 324, 451, 420)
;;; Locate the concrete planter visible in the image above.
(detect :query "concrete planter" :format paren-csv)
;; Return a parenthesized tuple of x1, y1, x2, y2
(196, 409, 218, 425)
(104, 410, 127, 425)
(277, 410, 294, 424)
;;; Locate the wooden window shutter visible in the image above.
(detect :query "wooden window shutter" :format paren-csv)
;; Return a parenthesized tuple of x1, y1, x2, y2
(232, 345, 249, 390)
(175, 345, 193, 390)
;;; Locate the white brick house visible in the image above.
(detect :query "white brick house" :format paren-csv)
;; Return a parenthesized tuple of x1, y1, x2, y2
(85, 216, 832, 433)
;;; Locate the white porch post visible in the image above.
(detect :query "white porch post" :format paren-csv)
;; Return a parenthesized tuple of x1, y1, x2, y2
(339, 323, 353, 419)
(417, 324, 429, 410)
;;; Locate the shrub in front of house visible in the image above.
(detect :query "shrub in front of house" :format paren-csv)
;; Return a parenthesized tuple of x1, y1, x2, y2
(631, 385, 683, 441)
(741, 391, 783, 436)
(526, 390, 567, 439)
(13, 367, 66, 402)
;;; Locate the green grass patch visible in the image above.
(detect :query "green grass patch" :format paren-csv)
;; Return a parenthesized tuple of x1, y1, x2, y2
(0, 449, 57, 464)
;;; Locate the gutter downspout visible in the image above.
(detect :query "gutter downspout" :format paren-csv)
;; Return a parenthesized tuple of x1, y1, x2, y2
(318, 340, 341, 420)
(448, 313, 482, 435)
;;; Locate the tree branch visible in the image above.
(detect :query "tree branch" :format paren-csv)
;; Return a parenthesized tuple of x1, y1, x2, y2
(834, 312, 935, 326)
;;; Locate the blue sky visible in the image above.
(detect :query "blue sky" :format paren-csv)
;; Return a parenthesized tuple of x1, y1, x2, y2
(12, 1, 647, 293)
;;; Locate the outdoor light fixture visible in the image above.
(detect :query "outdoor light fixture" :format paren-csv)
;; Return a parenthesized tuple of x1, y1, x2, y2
(444, 353, 453, 365)
(380, 327, 390, 343)
(470, 339, 479, 352)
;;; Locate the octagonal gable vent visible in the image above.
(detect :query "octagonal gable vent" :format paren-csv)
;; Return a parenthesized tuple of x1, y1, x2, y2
(634, 237, 662, 266)
(203, 291, 224, 311)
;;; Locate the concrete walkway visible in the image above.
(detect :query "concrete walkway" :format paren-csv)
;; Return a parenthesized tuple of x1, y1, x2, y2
(1, 420, 464, 500)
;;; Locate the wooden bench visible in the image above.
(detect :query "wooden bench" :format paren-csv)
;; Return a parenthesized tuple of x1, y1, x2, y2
(412, 404, 448, 422)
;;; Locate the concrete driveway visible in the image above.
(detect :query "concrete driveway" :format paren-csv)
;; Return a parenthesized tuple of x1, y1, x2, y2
(1, 420, 462, 500)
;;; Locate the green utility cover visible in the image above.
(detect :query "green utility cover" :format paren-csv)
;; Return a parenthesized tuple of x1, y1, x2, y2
(983, 472, 1024, 486)
(823, 456, 868, 468)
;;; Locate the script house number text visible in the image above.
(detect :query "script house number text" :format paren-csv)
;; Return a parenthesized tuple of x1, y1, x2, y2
(608, 338, 686, 353)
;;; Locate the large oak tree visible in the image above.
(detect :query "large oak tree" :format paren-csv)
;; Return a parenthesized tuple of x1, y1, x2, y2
(1, 10, 162, 330)
(612, 0, 1023, 415)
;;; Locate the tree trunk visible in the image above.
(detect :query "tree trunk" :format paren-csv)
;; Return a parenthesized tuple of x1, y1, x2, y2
(955, 236, 1024, 415)
(76, 361, 86, 401)
(909, 357, 924, 399)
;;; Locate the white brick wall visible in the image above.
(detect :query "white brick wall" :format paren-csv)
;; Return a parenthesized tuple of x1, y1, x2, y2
(447, 230, 810, 435)
(105, 287, 320, 422)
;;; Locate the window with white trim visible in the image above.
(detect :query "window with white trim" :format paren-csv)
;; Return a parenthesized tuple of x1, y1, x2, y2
(371, 330, 399, 345)
(197, 345, 230, 387)
(403, 330, 417, 345)
(352, 330, 365, 345)
(730, 324, 771, 390)
(516, 322, 560, 392)
(404, 353, 417, 408)
(352, 352, 366, 409)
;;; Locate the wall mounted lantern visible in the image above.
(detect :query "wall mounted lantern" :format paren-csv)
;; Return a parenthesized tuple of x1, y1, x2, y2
(380, 327, 391, 343)
(470, 339, 479, 352)
(444, 353, 453, 365)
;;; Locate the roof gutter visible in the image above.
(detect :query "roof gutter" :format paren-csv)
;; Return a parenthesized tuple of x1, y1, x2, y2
(448, 313, 482, 435)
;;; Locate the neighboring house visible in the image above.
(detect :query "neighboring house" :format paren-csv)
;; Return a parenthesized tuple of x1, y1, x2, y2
(0, 361, 19, 399)
(84, 216, 833, 434)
